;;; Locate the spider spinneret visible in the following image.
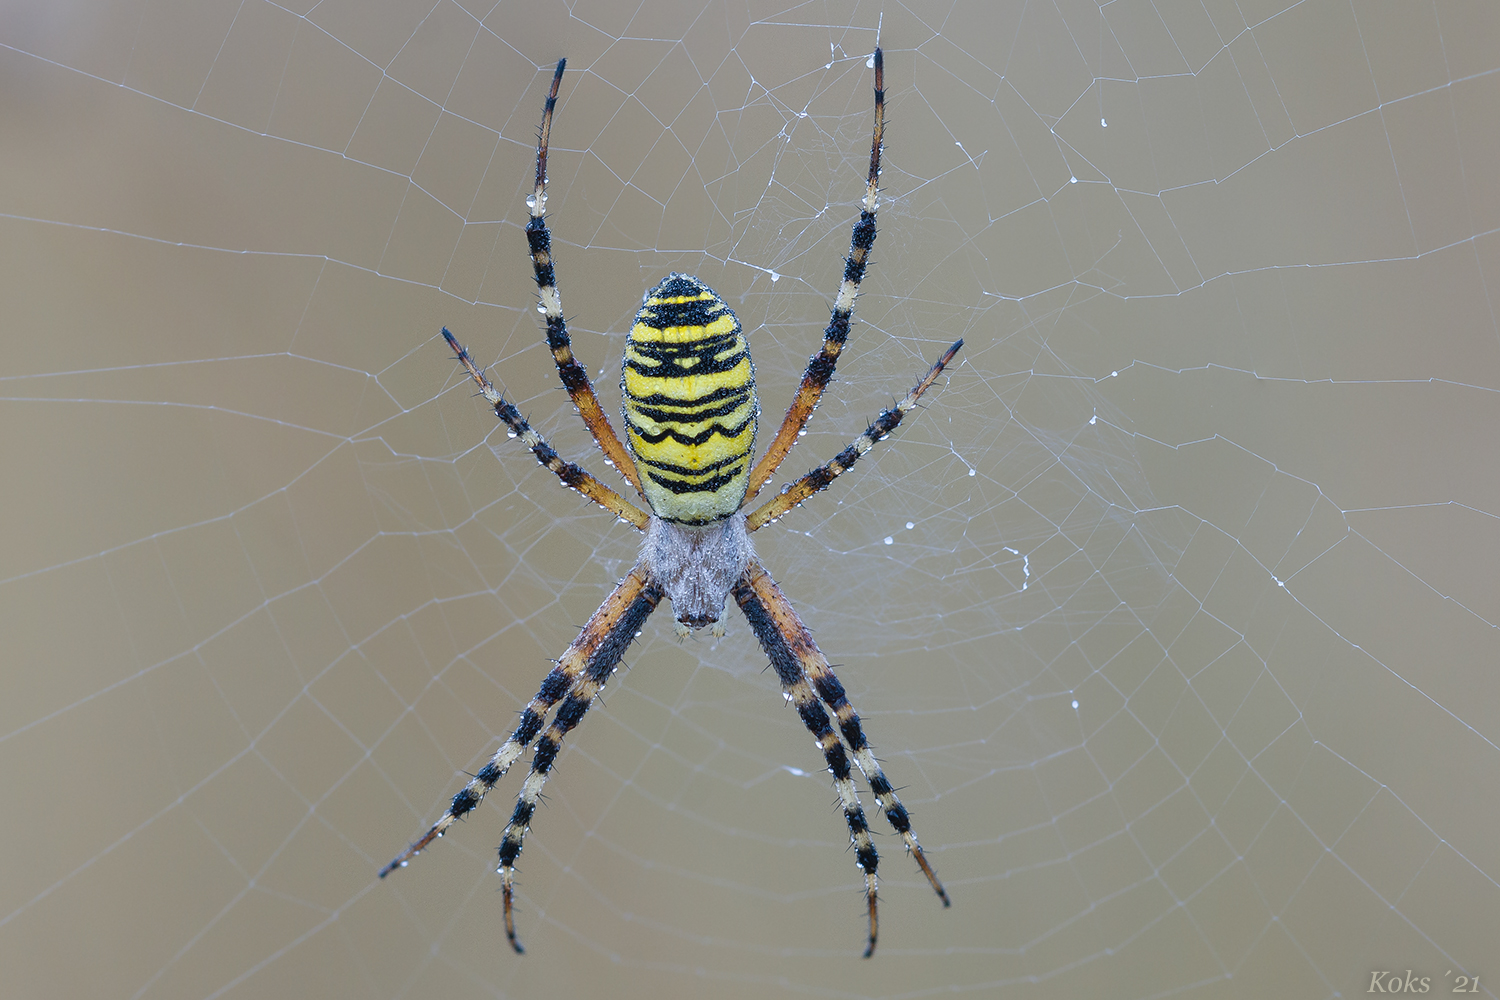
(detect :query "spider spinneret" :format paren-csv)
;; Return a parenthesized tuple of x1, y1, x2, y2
(382, 48, 960, 958)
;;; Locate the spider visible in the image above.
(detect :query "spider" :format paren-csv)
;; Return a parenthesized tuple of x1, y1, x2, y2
(381, 49, 959, 958)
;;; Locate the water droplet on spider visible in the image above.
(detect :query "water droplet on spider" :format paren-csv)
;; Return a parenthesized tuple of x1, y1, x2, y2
(507, 430, 518, 438)
(797, 429, 806, 436)
(783, 692, 793, 703)
(536, 303, 546, 313)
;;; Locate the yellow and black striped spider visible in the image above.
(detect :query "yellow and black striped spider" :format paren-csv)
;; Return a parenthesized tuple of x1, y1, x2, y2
(381, 49, 959, 957)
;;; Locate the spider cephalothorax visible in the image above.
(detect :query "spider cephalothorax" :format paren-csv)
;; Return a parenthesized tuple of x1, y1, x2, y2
(381, 49, 959, 957)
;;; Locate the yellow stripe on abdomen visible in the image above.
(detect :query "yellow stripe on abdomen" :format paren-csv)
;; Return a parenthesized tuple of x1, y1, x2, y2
(623, 273, 757, 524)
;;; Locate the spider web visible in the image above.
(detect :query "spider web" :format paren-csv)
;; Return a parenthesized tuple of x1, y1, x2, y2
(2, 0, 1498, 997)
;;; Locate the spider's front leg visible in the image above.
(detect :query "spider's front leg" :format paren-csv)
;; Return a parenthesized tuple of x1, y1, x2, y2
(380, 568, 662, 949)
(733, 559, 948, 957)
(493, 567, 664, 952)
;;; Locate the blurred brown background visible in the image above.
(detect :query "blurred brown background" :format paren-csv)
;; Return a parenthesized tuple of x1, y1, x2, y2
(2, 1, 1497, 998)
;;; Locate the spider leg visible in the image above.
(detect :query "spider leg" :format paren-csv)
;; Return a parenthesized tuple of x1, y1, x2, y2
(745, 339, 961, 532)
(738, 561, 949, 909)
(380, 567, 661, 881)
(441, 328, 650, 530)
(745, 48, 886, 504)
(495, 568, 665, 953)
(526, 58, 647, 501)
(734, 561, 949, 954)
(733, 557, 890, 957)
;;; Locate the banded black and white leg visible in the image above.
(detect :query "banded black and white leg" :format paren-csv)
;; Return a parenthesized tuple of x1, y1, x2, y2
(732, 561, 884, 956)
(745, 338, 962, 531)
(523, 58, 646, 500)
(733, 559, 949, 957)
(438, 328, 650, 529)
(742, 562, 949, 891)
(745, 47, 889, 503)
(493, 568, 664, 951)
(379, 567, 660, 890)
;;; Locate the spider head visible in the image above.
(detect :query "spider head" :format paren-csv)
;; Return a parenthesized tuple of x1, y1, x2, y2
(640, 513, 754, 631)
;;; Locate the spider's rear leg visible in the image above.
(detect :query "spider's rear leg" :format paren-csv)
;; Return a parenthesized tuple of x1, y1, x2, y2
(440, 328, 650, 530)
(523, 57, 646, 501)
(745, 47, 888, 503)
(746, 338, 961, 532)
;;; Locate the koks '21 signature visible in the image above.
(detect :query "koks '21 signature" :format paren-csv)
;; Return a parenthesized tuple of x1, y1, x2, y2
(1367, 971, 1481, 993)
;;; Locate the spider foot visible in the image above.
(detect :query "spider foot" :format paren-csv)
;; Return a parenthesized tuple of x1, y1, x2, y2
(910, 842, 951, 906)
(502, 876, 526, 954)
(861, 872, 879, 958)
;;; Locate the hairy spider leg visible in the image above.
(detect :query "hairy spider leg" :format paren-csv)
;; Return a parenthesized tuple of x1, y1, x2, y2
(732, 562, 884, 956)
(379, 568, 659, 880)
(741, 562, 949, 899)
(439, 328, 649, 530)
(746, 338, 962, 531)
(525, 58, 646, 500)
(494, 571, 664, 951)
(745, 48, 886, 504)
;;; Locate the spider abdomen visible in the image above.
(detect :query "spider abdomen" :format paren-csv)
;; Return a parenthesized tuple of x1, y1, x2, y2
(622, 273, 758, 524)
